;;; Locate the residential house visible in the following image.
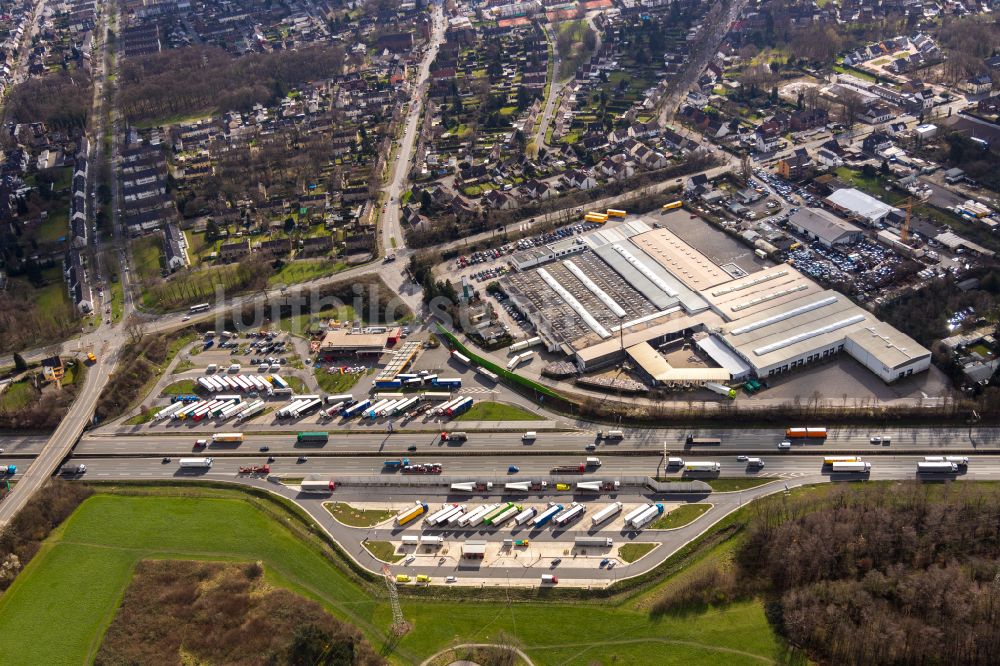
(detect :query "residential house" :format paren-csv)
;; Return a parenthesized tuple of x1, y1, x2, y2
(755, 121, 783, 153)
(163, 223, 189, 271)
(219, 239, 251, 262)
(776, 149, 813, 180)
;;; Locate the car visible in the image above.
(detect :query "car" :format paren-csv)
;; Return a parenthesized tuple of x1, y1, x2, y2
(267, 456, 275, 463)
(777, 441, 791, 450)
(607, 561, 616, 569)
(195, 439, 208, 447)
(407, 444, 417, 452)
(551, 558, 562, 567)
(445, 575, 457, 583)
(600, 558, 609, 567)
(260, 445, 270, 452)
(508, 465, 519, 474)
(736, 455, 748, 461)
(297, 456, 308, 463)
(870, 436, 882, 444)
(162, 457, 172, 463)
(0, 448, 4, 454)
(585, 444, 597, 451)
(181, 315, 191, 321)
(403, 555, 415, 565)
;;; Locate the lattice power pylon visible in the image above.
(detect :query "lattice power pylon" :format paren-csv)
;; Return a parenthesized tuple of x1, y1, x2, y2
(381, 565, 408, 635)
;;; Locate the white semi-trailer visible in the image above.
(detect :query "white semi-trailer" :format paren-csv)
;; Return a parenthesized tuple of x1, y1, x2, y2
(574, 536, 613, 548)
(917, 461, 958, 473)
(629, 503, 664, 530)
(178, 457, 213, 468)
(590, 502, 623, 526)
(831, 461, 871, 473)
(623, 504, 652, 525)
(552, 503, 585, 527)
(513, 507, 537, 525)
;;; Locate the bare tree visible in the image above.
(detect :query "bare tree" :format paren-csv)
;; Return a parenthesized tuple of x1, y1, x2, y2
(124, 314, 147, 345)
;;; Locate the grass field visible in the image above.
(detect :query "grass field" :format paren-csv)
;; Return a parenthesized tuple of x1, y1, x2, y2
(0, 489, 791, 665)
(315, 367, 368, 394)
(619, 543, 657, 563)
(362, 539, 403, 563)
(160, 379, 196, 395)
(268, 259, 345, 287)
(705, 478, 775, 492)
(0, 381, 37, 412)
(652, 504, 712, 530)
(325, 502, 394, 528)
(454, 401, 544, 422)
(129, 234, 164, 284)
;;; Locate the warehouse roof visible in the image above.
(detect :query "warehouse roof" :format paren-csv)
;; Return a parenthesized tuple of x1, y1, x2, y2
(845, 322, 931, 370)
(626, 342, 732, 382)
(721, 292, 873, 369)
(319, 330, 389, 352)
(824, 188, 900, 222)
(629, 227, 733, 291)
(788, 207, 863, 245)
(702, 264, 821, 322)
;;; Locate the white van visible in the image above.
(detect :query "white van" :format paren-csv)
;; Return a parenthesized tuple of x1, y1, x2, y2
(666, 457, 684, 467)
(522, 431, 537, 442)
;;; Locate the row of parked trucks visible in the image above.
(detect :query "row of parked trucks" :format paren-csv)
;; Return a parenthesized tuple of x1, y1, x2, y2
(396, 499, 649, 531)
(197, 372, 285, 395)
(155, 397, 265, 423)
(374, 375, 462, 390)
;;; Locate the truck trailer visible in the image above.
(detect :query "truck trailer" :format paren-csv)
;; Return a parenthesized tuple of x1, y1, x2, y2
(179, 457, 214, 468)
(629, 503, 664, 529)
(831, 461, 871, 473)
(917, 461, 958, 473)
(590, 502, 623, 526)
(552, 503, 585, 527)
(395, 502, 428, 526)
(575, 536, 614, 548)
(533, 503, 564, 527)
(513, 506, 537, 525)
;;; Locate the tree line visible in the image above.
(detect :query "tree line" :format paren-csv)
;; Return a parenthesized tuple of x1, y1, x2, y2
(119, 44, 345, 123)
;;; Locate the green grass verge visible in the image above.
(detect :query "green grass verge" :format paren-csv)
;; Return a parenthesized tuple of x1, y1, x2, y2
(0, 487, 791, 665)
(160, 379, 197, 395)
(362, 539, 403, 563)
(0, 380, 36, 411)
(130, 234, 164, 284)
(123, 405, 164, 425)
(454, 400, 544, 422)
(325, 502, 395, 528)
(435, 325, 562, 401)
(285, 375, 307, 394)
(109, 280, 124, 323)
(619, 543, 657, 563)
(705, 478, 775, 492)
(315, 367, 367, 394)
(651, 504, 712, 530)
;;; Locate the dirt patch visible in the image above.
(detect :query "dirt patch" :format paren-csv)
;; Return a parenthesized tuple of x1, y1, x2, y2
(95, 560, 383, 666)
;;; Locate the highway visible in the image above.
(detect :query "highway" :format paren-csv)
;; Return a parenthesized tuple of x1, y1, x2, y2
(59, 425, 1000, 457)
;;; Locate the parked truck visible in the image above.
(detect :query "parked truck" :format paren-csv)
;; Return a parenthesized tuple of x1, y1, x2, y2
(590, 502, 623, 526)
(575, 481, 620, 493)
(533, 503, 564, 527)
(513, 506, 537, 525)
(575, 536, 613, 548)
(552, 503, 585, 527)
(628, 503, 664, 530)
(395, 501, 428, 526)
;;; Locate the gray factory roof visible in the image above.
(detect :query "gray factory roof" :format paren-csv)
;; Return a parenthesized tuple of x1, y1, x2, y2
(788, 207, 863, 245)
(824, 188, 900, 222)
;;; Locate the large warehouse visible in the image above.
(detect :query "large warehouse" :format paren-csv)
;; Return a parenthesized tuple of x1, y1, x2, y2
(501, 213, 931, 385)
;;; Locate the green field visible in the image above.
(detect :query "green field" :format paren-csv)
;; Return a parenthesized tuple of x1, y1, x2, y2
(268, 258, 345, 287)
(325, 502, 395, 528)
(315, 366, 367, 394)
(652, 504, 712, 530)
(454, 401, 544, 422)
(0, 381, 37, 412)
(160, 379, 196, 395)
(362, 539, 403, 563)
(705, 478, 775, 492)
(0, 489, 791, 665)
(130, 234, 164, 284)
(619, 542, 657, 563)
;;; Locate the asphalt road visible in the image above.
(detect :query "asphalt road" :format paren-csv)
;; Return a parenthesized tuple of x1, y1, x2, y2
(61, 424, 1000, 458)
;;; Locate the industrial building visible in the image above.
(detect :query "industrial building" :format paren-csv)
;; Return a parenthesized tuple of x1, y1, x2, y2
(787, 208, 864, 247)
(500, 213, 931, 386)
(824, 188, 903, 226)
(318, 328, 401, 356)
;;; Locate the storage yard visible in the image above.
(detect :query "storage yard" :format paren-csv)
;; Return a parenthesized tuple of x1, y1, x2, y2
(500, 213, 932, 387)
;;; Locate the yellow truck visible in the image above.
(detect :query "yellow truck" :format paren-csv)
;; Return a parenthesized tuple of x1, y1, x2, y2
(415, 574, 431, 584)
(395, 574, 411, 583)
(86, 352, 97, 363)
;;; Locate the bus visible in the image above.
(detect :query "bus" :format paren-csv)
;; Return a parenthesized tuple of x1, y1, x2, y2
(297, 431, 329, 445)
(662, 200, 683, 211)
(584, 212, 609, 223)
(189, 303, 210, 313)
(606, 209, 627, 218)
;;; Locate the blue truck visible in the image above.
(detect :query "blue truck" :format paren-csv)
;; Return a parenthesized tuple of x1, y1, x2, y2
(383, 458, 410, 470)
